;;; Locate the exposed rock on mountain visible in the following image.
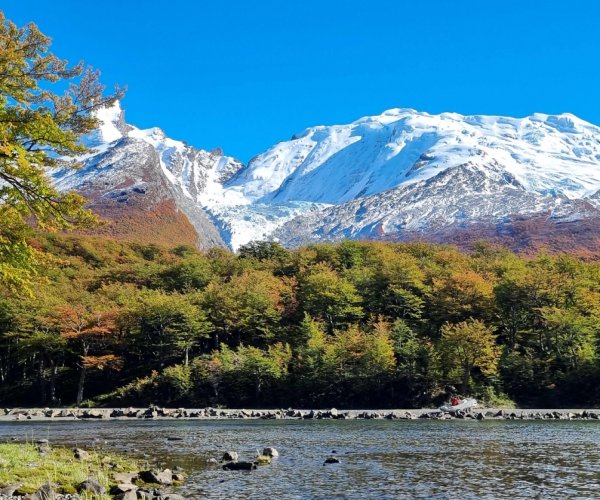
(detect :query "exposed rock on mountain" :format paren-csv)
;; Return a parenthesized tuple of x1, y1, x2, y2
(51, 103, 600, 252)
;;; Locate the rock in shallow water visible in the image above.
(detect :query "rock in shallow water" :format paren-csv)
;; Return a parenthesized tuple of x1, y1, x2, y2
(262, 447, 279, 458)
(221, 451, 239, 462)
(223, 461, 257, 471)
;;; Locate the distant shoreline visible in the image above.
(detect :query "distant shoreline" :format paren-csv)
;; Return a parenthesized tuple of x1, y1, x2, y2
(1, 407, 599, 422)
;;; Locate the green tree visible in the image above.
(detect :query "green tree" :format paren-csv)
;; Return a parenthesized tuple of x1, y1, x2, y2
(128, 291, 209, 368)
(540, 307, 597, 370)
(0, 13, 122, 293)
(440, 319, 499, 393)
(299, 264, 363, 332)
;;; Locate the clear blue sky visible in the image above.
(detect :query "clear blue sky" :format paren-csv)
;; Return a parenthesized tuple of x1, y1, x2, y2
(6, 1, 600, 162)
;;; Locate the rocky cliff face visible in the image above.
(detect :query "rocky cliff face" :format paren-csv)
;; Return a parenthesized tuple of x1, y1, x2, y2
(51, 103, 600, 252)
(51, 102, 242, 248)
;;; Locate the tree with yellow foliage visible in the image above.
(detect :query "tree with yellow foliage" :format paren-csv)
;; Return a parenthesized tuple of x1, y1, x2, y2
(440, 319, 499, 393)
(0, 13, 122, 292)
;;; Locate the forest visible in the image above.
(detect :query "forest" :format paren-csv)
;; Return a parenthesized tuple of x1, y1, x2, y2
(1, 12, 600, 411)
(1, 234, 600, 409)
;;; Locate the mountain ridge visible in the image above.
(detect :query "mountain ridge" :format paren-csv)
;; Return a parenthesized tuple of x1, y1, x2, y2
(51, 102, 600, 252)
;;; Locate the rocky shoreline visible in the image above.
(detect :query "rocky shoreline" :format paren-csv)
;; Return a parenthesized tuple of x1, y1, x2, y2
(2, 407, 600, 421)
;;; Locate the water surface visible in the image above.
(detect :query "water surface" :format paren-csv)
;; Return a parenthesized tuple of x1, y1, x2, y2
(0, 419, 598, 499)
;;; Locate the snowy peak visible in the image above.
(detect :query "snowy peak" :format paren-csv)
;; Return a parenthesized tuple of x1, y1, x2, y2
(52, 103, 600, 251)
(68, 101, 245, 205)
(222, 108, 600, 208)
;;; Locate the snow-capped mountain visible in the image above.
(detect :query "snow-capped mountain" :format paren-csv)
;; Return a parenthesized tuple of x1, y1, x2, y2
(51, 102, 243, 248)
(51, 102, 600, 252)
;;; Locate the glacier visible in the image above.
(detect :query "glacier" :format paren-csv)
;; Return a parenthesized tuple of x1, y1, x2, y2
(51, 102, 600, 250)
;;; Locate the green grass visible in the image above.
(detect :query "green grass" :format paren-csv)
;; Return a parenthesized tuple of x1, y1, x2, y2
(0, 442, 142, 499)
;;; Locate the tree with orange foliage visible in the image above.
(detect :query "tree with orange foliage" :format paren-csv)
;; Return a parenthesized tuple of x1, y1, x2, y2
(56, 302, 121, 406)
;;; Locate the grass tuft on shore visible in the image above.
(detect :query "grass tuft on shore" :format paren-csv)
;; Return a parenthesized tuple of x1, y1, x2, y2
(0, 442, 140, 498)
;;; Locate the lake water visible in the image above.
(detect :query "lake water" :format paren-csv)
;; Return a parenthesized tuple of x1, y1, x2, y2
(1, 419, 599, 499)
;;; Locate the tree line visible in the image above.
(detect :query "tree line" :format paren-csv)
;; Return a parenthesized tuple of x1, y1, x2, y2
(1, 235, 599, 409)
(1, 13, 599, 410)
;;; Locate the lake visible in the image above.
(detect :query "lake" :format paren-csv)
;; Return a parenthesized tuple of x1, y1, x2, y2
(0, 419, 598, 499)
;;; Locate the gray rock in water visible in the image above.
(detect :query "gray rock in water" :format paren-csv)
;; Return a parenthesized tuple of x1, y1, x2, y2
(223, 461, 257, 471)
(30, 482, 56, 500)
(77, 477, 105, 496)
(262, 447, 279, 458)
(221, 451, 239, 462)
(324, 457, 340, 464)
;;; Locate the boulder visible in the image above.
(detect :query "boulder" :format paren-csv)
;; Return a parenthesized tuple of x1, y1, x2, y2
(223, 461, 257, 471)
(139, 469, 172, 486)
(82, 409, 107, 419)
(110, 483, 138, 494)
(136, 488, 154, 499)
(172, 473, 185, 482)
(114, 491, 137, 500)
(0, 483, 22, 496)
(30, 483, 55, 500)
(77, 477, 105, 496)
(114, 472, 139, 484)
(262, 447, 279, 458)
(324, 457, 340, 464)
(73, 448, 90, 460)
(221, 451, 239, 462)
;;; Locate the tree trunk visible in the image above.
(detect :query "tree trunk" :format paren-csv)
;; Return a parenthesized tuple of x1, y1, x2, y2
(76, 364, 86, 407)
(38, 358, 47, 405)
(461, 365, 471, 394)
(49, 360, 58, 405)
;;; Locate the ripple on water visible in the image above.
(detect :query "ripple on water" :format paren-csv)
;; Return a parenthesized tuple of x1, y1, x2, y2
(0, 419, 599, 499)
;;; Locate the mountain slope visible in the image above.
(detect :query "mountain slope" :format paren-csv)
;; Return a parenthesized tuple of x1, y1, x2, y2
(52, 102, 243, 248)
(218, 108, 600, 248)
(51, 104, 600, 252)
